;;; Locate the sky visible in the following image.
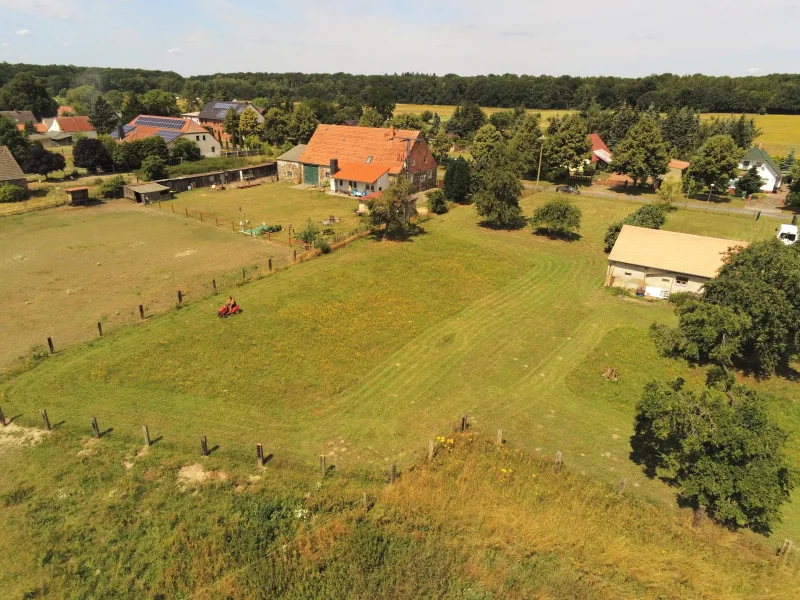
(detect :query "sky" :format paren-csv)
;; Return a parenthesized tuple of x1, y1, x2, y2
(0, 0, 798, 78)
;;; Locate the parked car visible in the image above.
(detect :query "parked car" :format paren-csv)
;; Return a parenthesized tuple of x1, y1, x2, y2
(777, 224, 798, 245)
(555, 185, 581, 195)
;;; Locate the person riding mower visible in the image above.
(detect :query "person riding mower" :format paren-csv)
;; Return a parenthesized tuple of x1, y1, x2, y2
(217, 296, 242, 318)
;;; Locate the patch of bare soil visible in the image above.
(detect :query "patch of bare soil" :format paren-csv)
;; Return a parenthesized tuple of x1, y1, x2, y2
(0, 423, 49, 453)
(177, 463, 228, 491)
(76, 437, 101, 457)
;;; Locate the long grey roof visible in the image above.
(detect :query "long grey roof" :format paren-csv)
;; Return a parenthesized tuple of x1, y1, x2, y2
(0, 146, 25, 182)
(276, 144, 307, 162)
(199, 100, 260, 121)
(0, 110, 37, 125)
(127, 183, 170, 193)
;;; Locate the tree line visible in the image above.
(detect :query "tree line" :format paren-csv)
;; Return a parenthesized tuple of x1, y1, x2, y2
(3, 62, 800, 113)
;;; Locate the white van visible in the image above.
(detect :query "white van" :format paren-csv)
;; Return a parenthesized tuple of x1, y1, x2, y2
(777, 224, 798, 245)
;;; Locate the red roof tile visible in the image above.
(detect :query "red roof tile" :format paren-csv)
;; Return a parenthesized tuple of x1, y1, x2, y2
(668, 159, 691, 170)
(333, 162, 389, 183)
(58, 106, 73, 115)
(54, 116, 95, 132)
(300, 125, 424, 176)
(589, 133, 609, 153)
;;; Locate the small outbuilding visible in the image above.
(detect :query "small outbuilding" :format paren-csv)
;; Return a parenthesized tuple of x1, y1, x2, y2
(65, 187, 90, 205)
(605, 225, 746, 298)
(0, 145, 28, 191)
(331, 160, 390, 196)
(124, 182, 173, 204)
(276, 144, 306, 184)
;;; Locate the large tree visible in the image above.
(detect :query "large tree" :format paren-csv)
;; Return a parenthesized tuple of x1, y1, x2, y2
(140, 89, 180, 117)
(89, 96, 119, 135)
(65, 85, 101, 116)
(651, 239, 800, 377)
(470, 124, 507, 191)
(20, 144, 66, 180)
(73, 138, 111, 172)
(530, 197, 582, 238)
(365, 85, 396, 122)
(169, 138, 201, 162)
(445, 101, 486, 139)
(509, 113, 544, 179)
(685, 134, 743, 190)
(120, 93, 144, 124)
(0, 72, 58, 119)
(607, 103, 638, 149)
(543, 114, 591, 171)
(632, 379, 794, 533)
(661, 107, 700, 159)
(0, 114, 30, 162)
(472, 143, 523, 229)
(238, 107, 261, 138)
(611, 116, 670, 186)
(285, 104, 319, 145)
(443, 157, 471, 203)
(223, 107, 241, 146)
(367, 177, 418, 237)
(429, 128, 452, 159)
(358, 107, 384, 128)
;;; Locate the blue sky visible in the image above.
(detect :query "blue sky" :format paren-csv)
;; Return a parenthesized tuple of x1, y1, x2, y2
(1, 0, 798, 77)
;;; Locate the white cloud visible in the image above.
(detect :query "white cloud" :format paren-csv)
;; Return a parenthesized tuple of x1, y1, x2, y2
(180, 36, 197, 43)
(63, 41, 72, 47)
(167, 48, 184, 54)
(16, 29, 31, 36)
(0, 42, 10, 47)
(747, 67, 761, 74)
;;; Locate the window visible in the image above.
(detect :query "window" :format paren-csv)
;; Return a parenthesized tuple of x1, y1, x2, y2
(676, 276, 689, 286)
(366, 156, 373, 164)
(349, 180, 355, 187)
(743, 161, 750, 167)
(203, 135, 206, 141)
(196, 135, 200, 141)
(411, 159, 416, 166)
(662, 278, 670, 282)
(624, 271, 632, 276)
(423, 155, 427, 163)
(756, 162, 763, 168)
(338, 179, 343, 187)
(378, 186, 382, 191)
(211, 146, 215, 153)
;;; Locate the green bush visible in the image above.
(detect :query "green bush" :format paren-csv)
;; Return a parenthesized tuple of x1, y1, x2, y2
(167, 157, 260, 178)
(138, 156, 168, 182)
(318, 240, 331, 254)
(98, 175, 127, 198)
(0, 183, 26, 203)
(427, 188, 448, 214)
(297, 218, 319, 244)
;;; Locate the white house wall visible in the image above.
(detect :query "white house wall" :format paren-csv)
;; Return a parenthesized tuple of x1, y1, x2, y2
(331, 172, 391, 195)
(739, 159, 781, 192)
(605, 261, 708, 297)
(178, 132, 219, 158)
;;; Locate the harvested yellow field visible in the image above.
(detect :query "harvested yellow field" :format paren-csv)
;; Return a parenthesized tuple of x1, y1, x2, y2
(702, 113, 800, 156)
(394, 103, 573, 126)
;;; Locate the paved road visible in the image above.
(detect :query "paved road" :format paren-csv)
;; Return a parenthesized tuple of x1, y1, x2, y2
(524, 183, 795, 220)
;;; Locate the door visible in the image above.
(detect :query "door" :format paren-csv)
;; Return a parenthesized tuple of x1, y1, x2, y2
(303, 165, 319, 186)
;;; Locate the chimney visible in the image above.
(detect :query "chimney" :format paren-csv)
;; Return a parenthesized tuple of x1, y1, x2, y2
(758, 142, 764, 150)
(389, 125, 395, 139)
(117, 124, 125, 140)
(330, 158, 339, 176)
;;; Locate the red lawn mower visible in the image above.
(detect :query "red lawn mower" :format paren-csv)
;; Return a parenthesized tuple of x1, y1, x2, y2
(217, 301, 242, 318)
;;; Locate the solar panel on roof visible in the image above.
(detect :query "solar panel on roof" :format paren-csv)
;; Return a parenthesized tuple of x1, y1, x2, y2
(133, 116, 184, 130)
(214, 102, 236, 110)
(156, 130, 183, 144)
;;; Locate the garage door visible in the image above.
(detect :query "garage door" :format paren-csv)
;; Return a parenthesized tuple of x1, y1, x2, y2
(303, 165, 319, 186)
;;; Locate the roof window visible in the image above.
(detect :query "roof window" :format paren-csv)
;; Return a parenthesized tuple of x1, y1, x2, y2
(365, 156, 373, 164)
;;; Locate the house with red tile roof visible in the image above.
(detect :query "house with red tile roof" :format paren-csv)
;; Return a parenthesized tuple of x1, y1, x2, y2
(47, 116, 97, 138)
(111, 115, 220, 157)
(589, 133, 611, 167)
(298, 124, 437, 192)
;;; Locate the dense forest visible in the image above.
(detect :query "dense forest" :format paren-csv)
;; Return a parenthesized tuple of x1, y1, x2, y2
(2, 62, 800, 113)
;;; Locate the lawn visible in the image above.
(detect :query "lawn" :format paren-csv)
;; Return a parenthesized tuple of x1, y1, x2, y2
(2, 190, 798, 553)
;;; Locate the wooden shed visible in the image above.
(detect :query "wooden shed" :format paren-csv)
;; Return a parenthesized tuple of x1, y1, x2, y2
(124, 182, 173, 204)
(65, 187, 90, 206)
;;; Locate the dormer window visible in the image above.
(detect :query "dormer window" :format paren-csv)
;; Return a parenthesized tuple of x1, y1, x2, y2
(366, 156, 373, 164)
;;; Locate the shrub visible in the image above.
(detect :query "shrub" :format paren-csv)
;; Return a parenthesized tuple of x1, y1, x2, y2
(318, 240, 331, 254)
(297, 218, 319, 244)
(0, 183, 26, 203)
(443, 157, 471, 203)
(73, 138, 111, 172)
(138, 156, 168, 182)
(530, 197, 581, 238)
(169, 138, 202, 162)
(98, 175, 127, 198)
(604, 204, 667, 252)
(427, 189, 448, 214)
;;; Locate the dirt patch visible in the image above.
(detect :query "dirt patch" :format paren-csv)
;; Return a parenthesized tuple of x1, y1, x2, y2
(177, 463, 228, 491)
(77, 437, 101, 457)
(174, 248, 197, 258)
(0, 423, 49, 452)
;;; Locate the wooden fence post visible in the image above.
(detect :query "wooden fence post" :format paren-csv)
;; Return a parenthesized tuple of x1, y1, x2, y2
(212, 279, 217, 292)
(171, 204, 175, 213)
(256, 443, 263, 468)
(41, 409, 51, 431)
(139, 304, 145, 320)
(428, 439, 434, 461)
(215, 217, 219, 226)
(185, 207, 188, 218)
(619, 476, 627, 495)
(320, 455, 326, 477)
(201, 436, 209, 457)
(47, 337, 54, 354)
(497, 429, 503, 445)
(779, 539, 794, 561)
(554, 451, 563, 473)
(232, 221, 235, 232)
(97, 322, 103, 337)
(460, 413, 468, 432)
(200, 212, 203, 222)
(692, 505, 706, 528)
(242, 268, 246, 280)
(0, 406, 6, 426)
(142, 425, 151, 447)
(268, 258, 272, 272)
(293, 250, 297, 262)
(390, 463, 397, 484)
(177, 291, 182, 306)
(91, 417, 100, 439)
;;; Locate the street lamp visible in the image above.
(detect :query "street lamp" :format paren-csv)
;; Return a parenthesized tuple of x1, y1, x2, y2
(535, 135, 546, 191)
(706, 183, 715, 206)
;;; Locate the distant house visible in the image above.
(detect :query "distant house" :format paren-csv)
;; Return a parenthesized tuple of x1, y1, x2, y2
(276, 144, 307, 183)
(606, 225, 746, 298)
(589, 133, 612, 168)
(739, 143, 782, 192)
(181, 111, 200, 124)
(667, 159, 691, 180)
(0, 146, 28, 191)
(198, 100, 264, 141)
(58, 106, 74, 116)
(47, 116, 97, 138)
(299, 125, 437, 192)
(0, 110, 38, 131)
(112, 115, 219, 158)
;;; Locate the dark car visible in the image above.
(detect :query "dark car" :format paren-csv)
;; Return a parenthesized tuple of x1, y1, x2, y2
(555, 185, 581, 195)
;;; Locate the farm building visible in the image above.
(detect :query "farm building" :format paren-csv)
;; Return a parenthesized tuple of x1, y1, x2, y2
(0, 110, 38, 131)
(124, 182, 173, 204)
(65, 187, 90, 205)
(299, 125, 437, 191)
(0, 145, 28, 191)
(667, 159, 691, 180)
(739, 143, 782, 192)
(47, 116, 97, 138)
(151, 162, 277, 193)
(112, 115, 219, 158)
(276, 144, 307, 183)
(330, 160, 390, 195)
(198, 100, 263, 141)
(605, 225, 745, 298)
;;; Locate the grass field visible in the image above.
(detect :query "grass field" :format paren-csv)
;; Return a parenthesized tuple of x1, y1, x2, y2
(0, 182, 372, 372)
(395, 103, 574, 126)
(2, 191, 798, 544)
